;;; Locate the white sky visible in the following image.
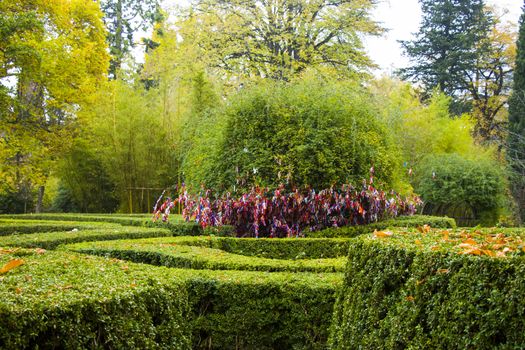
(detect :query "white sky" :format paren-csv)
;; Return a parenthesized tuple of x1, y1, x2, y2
(364, 0, 523, 76)
(154, 0, 523, 74)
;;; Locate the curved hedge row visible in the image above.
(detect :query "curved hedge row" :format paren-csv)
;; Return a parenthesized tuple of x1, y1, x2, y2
(64, 237, 345, 273)
(329, 227, 525, 349)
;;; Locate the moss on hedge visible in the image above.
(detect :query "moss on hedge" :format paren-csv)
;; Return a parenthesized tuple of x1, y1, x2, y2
(64, 237, 345, 273)
(329, 227, 525, 349)
(307, 215, 456, 238)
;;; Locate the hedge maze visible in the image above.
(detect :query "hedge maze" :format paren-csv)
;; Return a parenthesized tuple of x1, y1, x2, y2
(1, 214, 524, 349)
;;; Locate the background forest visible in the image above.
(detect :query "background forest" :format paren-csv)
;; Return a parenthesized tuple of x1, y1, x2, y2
(1, 0, 524, 226)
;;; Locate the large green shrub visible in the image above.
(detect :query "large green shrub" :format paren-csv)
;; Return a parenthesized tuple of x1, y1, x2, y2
(329, 229, 525, 349)
(184, 76, 403, 191)
(415, 154, 506, 225)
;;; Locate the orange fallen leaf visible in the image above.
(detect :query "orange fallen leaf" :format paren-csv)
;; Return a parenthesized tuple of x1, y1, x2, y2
(15, 287, 22, 294)
(437, 269, 450, 274)
(35, 248, 46, 254)
(481, 250, 496, 257)
(441, 230, 450, 241)
(414, 239, 422, 245)
(405, 295, 415, 302)
(431, 246, 440, 251)
(373, 230, 393, 238)
(459, 248, 481, 256)
(463, 238, 477, 245)
(0, 259, 24, 275)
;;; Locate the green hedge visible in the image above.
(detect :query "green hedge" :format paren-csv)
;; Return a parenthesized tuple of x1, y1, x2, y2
(173, 236, 350, 259)
(144, 221, 236, 237)
(0, 219, 119, 236)
(186, 271, 340, 349)
(0, 213, 166, 226)
(329, 228, 525, 349)
(307, 215, 456, 238)
(64, 237, 345, 273)
(0, 249, 191, 349)
(0, 248, 340, 349)
(0, 226, 172, 250)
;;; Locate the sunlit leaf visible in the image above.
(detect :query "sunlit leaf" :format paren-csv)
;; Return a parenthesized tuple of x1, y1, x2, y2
(0, 259, 25, 275)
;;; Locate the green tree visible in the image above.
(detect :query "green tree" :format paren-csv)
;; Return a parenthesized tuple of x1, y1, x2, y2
(79, 71, 178, 212)
(178, 0, 383, 81)
(100, 0, 161, 78)
(468, 9, 515, 143)
(399, 0, 492, 113)
(507, 2, 525, 222)
(184, 74, 403, 192)
(0, 0, 109, 213)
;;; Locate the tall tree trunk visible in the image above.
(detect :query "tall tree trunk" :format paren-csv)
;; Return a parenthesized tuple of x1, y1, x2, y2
(35, 185, 45, 213)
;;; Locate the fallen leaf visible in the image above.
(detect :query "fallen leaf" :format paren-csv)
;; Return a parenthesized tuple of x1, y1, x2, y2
(405, 295, 415, 302)
(463, 238, 477, 245)
(0, 259, 25, 275)
(442, 230, 450, 241)
(15, 287, 22, 294)
(437, 269, 450, 274)
(459, 248, 481, 256)
(373, 230, 393, 238)
(482, 250, 496, 257)
(414, 239, 422, 245)
(35, 248, 46, 254)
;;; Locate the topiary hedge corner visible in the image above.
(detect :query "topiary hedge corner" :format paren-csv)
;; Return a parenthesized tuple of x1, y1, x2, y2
(329, 227, 525, 349)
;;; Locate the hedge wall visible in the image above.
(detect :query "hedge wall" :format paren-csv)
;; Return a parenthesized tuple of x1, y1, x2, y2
(0, 248, 340, 349)
(0, 219, 118, 236)
(0, 226, 172, 250)
(329, 227, 525, 349)
(0, 249, 191, 349)
(64, 237, 345, 273)
(308, 215, 456, 238)
(172, 236, 351, 259)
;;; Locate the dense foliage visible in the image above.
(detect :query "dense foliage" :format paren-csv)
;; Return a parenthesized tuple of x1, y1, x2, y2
(0, 215, 342, 349)
(507, 4, 525, 222)
(184, 77, 404, 192)
(415, 154, 506, 226)
(330, 227, 525, 349)
(154, 182, 421, 238)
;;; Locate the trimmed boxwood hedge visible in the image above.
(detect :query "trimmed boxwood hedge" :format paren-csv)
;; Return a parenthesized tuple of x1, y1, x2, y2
(64, 237, 345, 273)
(172, 236, 350, 259)
(0, 249, 191, 349)
(0, 226, 172, 250)
(0, 219, 119, 236)
(0, 213, 159, 226)
(0, 248, 341, 349)
(307, 215, 456, 238)
(329, 228, 525, 349)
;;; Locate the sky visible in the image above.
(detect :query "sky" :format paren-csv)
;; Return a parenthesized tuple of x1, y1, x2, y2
(156, 0, 522, 74)
(364, 0, 523, 76)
